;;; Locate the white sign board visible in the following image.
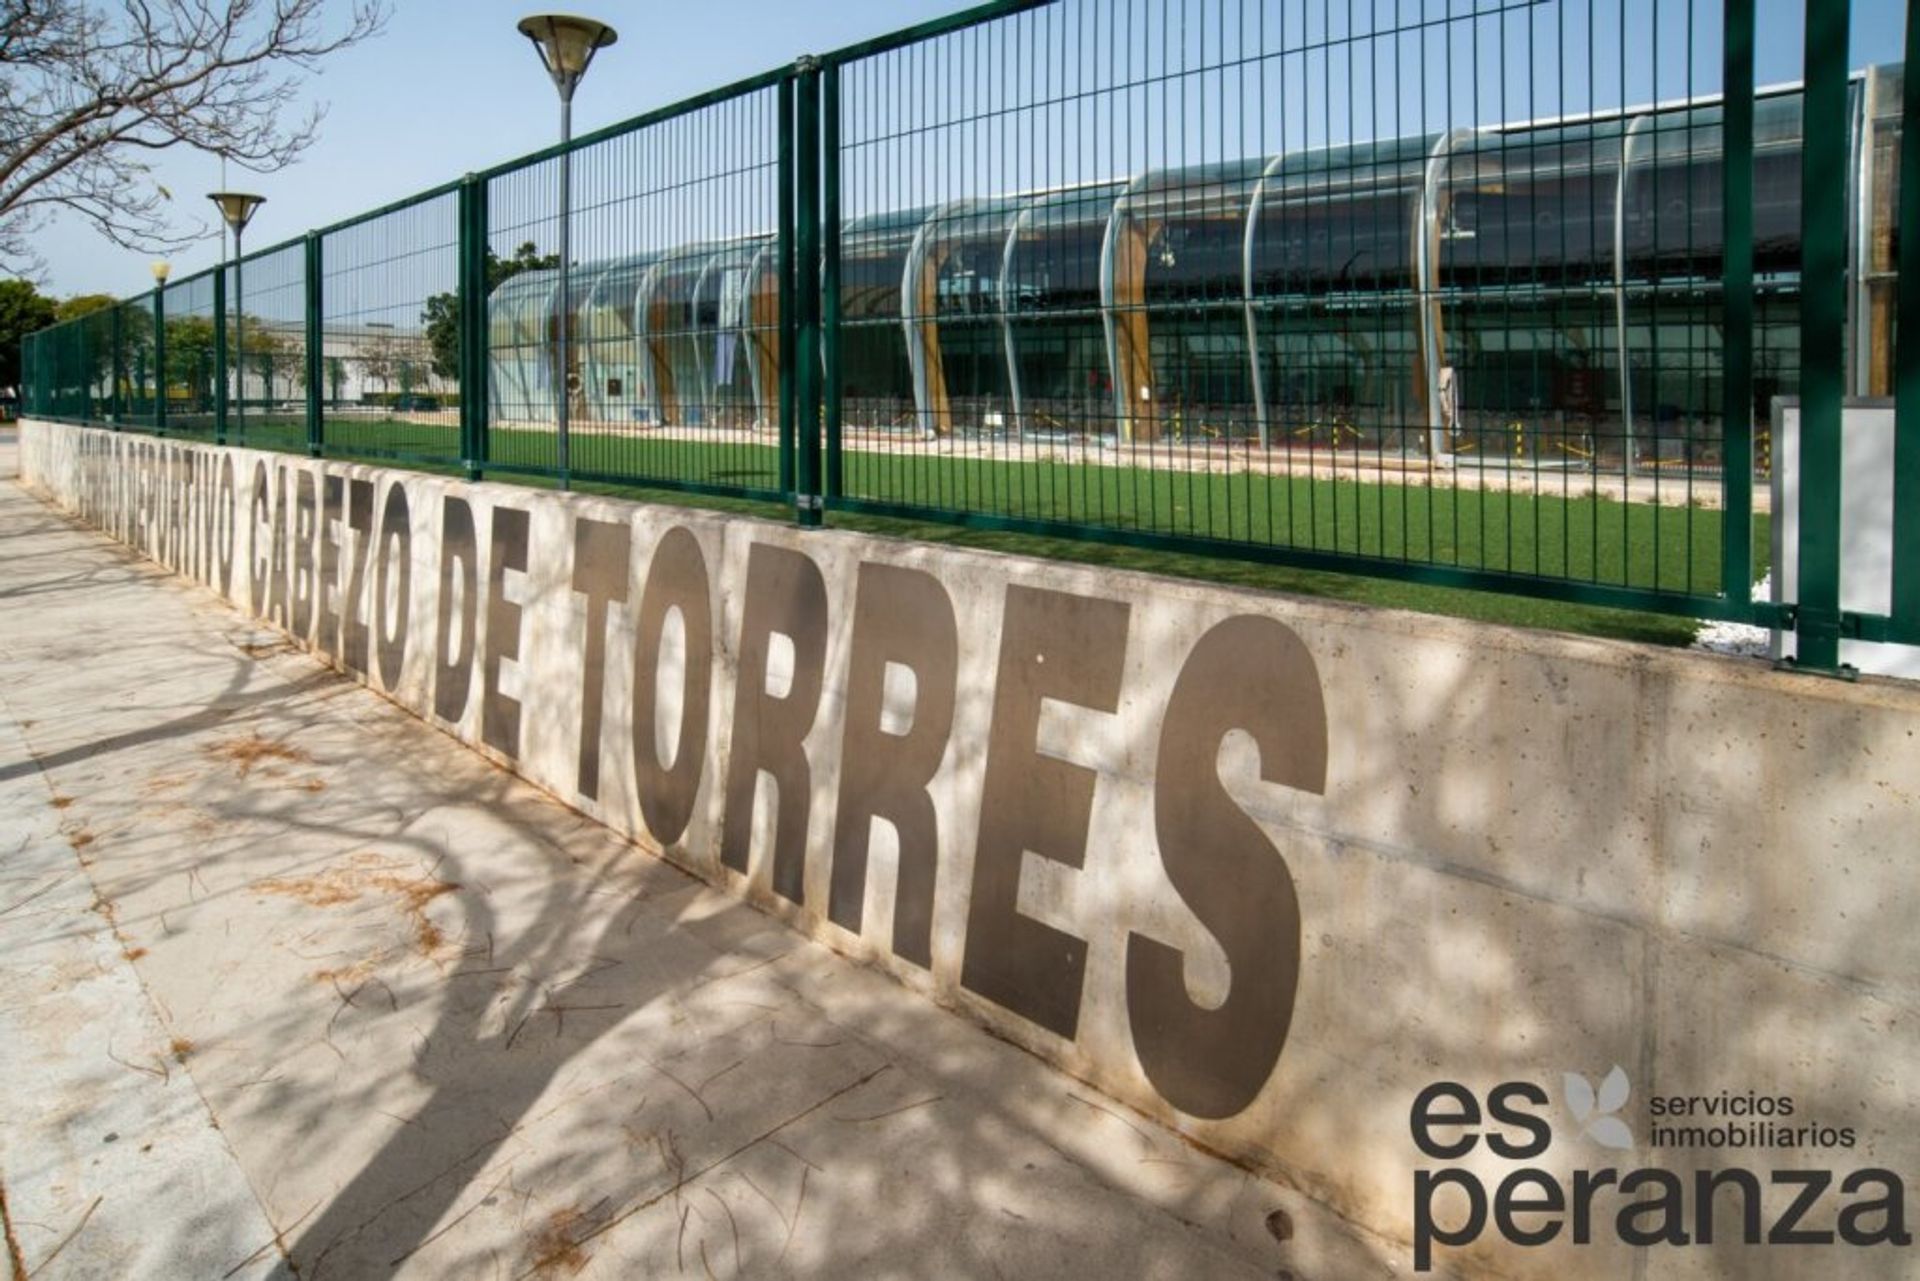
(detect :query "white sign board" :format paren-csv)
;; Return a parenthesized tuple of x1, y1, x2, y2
(1771, 398, 1920, 678)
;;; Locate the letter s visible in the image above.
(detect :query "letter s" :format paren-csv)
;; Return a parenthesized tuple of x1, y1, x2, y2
(1487, 1082, 1552, 1160)
(1127, 614, 1326, 1119)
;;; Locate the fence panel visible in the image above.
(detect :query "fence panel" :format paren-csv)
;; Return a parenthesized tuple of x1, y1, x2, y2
(820, 0, 1798, 615)
(72, 305, 116, 425)
(114, 297, 158, 430)
(159, 273, 220, 441)
(317, 190, 464, 467)
(481, 72, 791, 500)
(228, 242, 311, 452)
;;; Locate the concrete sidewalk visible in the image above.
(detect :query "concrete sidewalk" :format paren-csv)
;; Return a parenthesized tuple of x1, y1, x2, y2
(0, 432, 1402, 1280)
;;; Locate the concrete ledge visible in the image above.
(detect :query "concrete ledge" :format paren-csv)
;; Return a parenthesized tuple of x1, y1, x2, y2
(0, 436, 1400, 1278)
(19, 420, 1920, 1279)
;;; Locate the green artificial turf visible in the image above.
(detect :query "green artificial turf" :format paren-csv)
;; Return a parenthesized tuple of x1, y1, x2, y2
(205, 415, 1767, 648)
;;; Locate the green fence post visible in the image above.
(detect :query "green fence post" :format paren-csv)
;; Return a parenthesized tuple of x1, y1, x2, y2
(1791, 0, 1850, 673)
(777, 73, 797, 498)
(306, 232, 324, 457)
(1892, 0, 1920, 641)
(110, 304, 125, 429)
(81, 316, 94, 424)
(153, 287, 168, 435)
(794, 55, 823, 527)
(459, 174, 490, 481)
(822, 59, 843, 502)
(92, 314, 104, 423)
(1720, 0, 1755, 613)
(213, 267, 230, 446)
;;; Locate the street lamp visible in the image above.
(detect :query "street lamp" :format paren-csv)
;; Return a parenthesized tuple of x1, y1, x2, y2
(517, 14, 617, 488)
(150, 261, 171, 427)
(208, 191, 265, 436)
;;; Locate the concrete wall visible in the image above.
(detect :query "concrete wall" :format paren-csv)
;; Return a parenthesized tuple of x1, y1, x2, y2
(20, 421, 1920, 1280)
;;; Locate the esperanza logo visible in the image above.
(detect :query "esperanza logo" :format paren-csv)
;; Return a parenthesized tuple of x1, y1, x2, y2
(1409, 1072, 1911, 1272)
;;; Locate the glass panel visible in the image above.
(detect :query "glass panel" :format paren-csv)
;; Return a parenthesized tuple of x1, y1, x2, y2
(1005, 184, 1126, 437)
(841, 208, 929, 431)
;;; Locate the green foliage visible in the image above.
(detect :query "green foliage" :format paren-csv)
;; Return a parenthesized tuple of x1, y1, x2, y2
(422, 291, 460, 382)
(487, 242, 563, 290)
(54, 293, 118, 322)
(0, 278, 57, 390)
(422, 241, 560, 382)
(162, 314, 217, 404)
(235, 320, 295, 397)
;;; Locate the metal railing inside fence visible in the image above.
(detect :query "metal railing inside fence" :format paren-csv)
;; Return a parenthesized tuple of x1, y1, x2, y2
(18, 0, 1920, 666)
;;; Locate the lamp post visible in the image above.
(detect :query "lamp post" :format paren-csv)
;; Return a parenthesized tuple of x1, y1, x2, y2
(151, 260, 171, 430)
(208, 192, 266, 435)
(517, 13, 618, 489)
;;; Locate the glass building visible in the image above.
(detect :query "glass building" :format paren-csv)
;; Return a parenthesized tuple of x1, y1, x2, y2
(490, 235, 779, 430)
(490, 67, 1905, 467)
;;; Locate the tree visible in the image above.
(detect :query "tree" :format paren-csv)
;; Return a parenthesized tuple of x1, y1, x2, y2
(59, 292, 121, 387)
(0, 0, 390, 275)
(0, 279, 57, 391)
(422, 290, 459, 382)
(55, 293, 118, 322)
(163, 313, 217, 408)
(358, 325, 402, 396)
(236, 318, 292, 403)
(422, 241, 560, 382)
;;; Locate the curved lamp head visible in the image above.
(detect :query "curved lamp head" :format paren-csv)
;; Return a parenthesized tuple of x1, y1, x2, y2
(207, 191, 266, 235)
(517, 14, 618, 101)
(150, 260, 171, 284)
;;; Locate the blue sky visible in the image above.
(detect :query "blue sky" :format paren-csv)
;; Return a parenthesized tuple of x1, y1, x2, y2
(30, 0, 1909, 299)
(37, 0, 992, 295)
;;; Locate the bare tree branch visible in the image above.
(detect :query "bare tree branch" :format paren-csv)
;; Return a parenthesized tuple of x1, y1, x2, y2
(0, 0, 390, 277)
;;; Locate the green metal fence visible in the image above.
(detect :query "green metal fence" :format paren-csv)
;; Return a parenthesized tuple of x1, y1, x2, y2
(479, 67, 794, 499)
(316, 188, 463, 466)
(19, 0, 1920, 670)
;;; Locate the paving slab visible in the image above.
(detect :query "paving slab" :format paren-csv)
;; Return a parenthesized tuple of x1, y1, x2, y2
(0, 432, 1413, 1280)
